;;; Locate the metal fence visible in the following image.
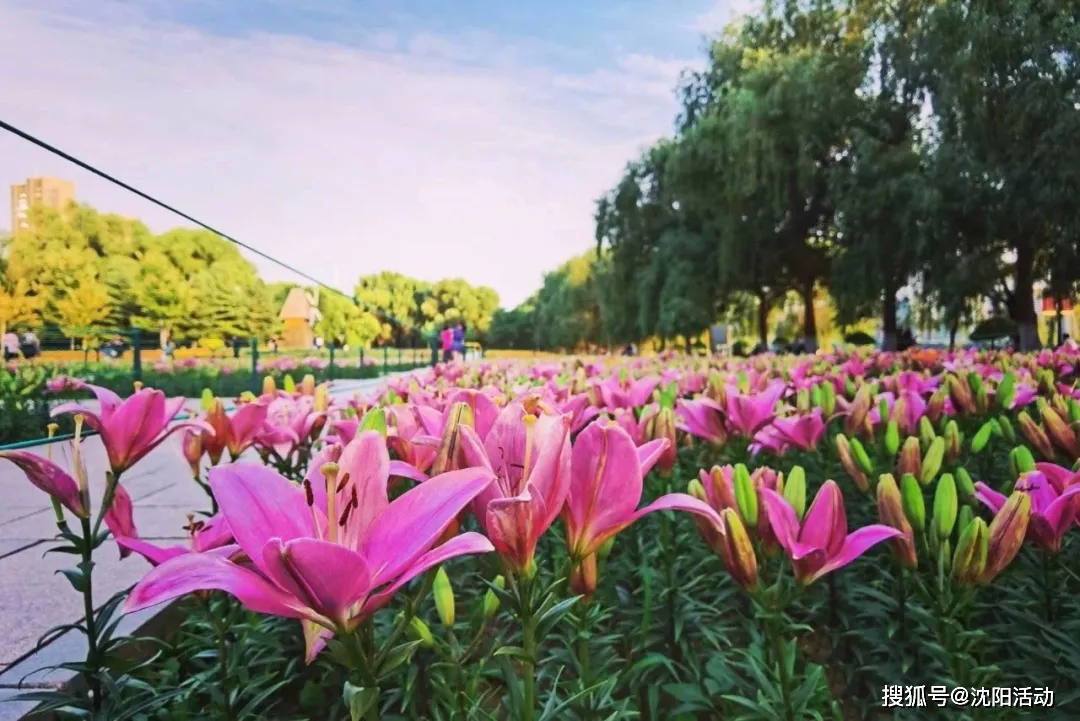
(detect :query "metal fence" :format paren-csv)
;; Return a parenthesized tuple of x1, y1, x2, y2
(0, 326, 442, 448)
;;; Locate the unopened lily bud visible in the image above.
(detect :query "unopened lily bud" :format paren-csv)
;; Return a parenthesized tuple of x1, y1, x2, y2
(919, 416, 937, 449)
(997, 415, 1016, 443)
(900, 473, 925, 533)
(483, 576, 505, 618)
(948, 375, 976, 415)
(262, 376, 277, 396)
(432, 567, 455, 627)
(820, 381, 836, 416)
(1017, 411, 1054, 459)
(732, 464, 758, 527)
(933, 474, 958, 539)
(239, 390, 257, 403)
(719, 508, 759, 591)
(1038, 401, 1079, 458)
(1068, 398, 1080, 424)
(810, 384, 822, 410)
(969, 374, 988, 413)
(313, 385, 330, 412)
(796, 388, 810, 413)
(406, 615, 434, 647)
(687, 478, 708, 503)
(897, 436, 922, 479)
(783, 466, 807, 520)
(943, 420, 961, 464)
(1052, 393, 1070, 420)
(971, 421, 994, 453)
(282, 374, 296, 393)
(978, 492, 1031, 585)
(359, 408, 387, 436)
(653, 408, 678, 475)
(920, 436, 945, 486)
(1009, 445, 1037, 479)
(850, 437, 874, 475)
(845, 384, 874, 436)
(200, 388, 215, 411)
(570, 554, 598, 599)
(430, 402, 475, 475)
(876, 474, 917, 569)
(952, 517, 989, 586)
(884, 420, 901, 457)
(995, 372, 1016, 411)
(878, 398, 890, 429)
(958, 505, 974, 535)
(181, 430, 203, 476)
(955, 466, 976, 502)
(836, 434, 870, 493)
(926, 388, 947, 423)
(299, 374, 316, 396)
(704, 466, 737, 511)
(597, 536, 616, 561)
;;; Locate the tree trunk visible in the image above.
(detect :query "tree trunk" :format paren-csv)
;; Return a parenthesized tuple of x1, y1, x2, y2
(757, 292, 769, 345)
(949, 314, 959, 351)
(1012, 244, 1042, 351)
(1055, 298, 1063, 346)
(881, 283, 898, 351)
(800, 279, 819, 353)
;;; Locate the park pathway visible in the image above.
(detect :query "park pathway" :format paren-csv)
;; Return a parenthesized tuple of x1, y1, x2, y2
(0, 373, 417, 720)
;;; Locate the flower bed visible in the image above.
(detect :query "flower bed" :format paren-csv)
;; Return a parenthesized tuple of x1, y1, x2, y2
(3, 348, 1079, 719)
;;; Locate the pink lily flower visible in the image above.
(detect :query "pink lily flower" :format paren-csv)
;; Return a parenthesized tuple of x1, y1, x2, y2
(459, 399, 572, 575)
(974, 471, 1080, 553)
(598, 373, 660, 411)
(761, 480, 902, 584)
(0, 450, 88, 518)
(724, 381, 786, 438)
(385, 405, 437, 473)
(52, 383, 212, 476)
(126, 431, 496, 662)
(256, 395, 326, 458)
(676, 397, 727, 445)
(756, 409, 826, 454)
(565, 421, 721, 560)
(1035, 462, 1080, 493)
(115, 506, 235, 565)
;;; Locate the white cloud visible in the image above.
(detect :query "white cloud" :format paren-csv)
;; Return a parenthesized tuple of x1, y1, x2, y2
(692, 0, 762, 34)
(0, 0, 699, 307)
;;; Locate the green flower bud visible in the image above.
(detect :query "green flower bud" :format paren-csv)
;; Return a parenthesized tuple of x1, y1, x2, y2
(920, 437, 945, 486)
(958, 504, 974, 535)
(953, 517, 989, 586)
(359, 408, 387, 437)
(406, 615, 434, 647)
(850, 437, 874, 474)
(783, 465, 807, 521)
(821, 381, 836, 416)
(283, 374, 296, 393)
(884, 420, 901, 457)
(483, 576, 505, 618)
(971, 421, 994, 453)
(900, 473, 926, 533)
(1009, 445, 1037, 477)
(733, 464, 758, 527)
(432, 567, 455, 627)
(955, 466, 976, 502)
(200, 388, 215, 411)
(810, 384, 823, 410)
(995, 372, 1016, 411)
(919, 416, 937, 449)
(1068, 397, 1080, 424)
(597, 536, 616, 561)
(933, 473, 958, 539)
(997, 416, 1016, 444)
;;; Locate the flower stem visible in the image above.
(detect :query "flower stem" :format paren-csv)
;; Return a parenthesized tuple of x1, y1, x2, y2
(78, 515, 102, 713)
(766, 613, 794, 721)
(577, 605, 593, 718)
(204, 596, 234, 720)
(521, 608, 538, 721)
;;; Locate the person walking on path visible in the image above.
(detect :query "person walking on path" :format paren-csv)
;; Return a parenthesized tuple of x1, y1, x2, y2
(452, 322, 467, 361)
(3, 331, 21, 361)
(440, 325, 454, 364)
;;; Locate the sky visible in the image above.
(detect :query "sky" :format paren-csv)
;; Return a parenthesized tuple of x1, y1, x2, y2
(0, 0, 756, 308)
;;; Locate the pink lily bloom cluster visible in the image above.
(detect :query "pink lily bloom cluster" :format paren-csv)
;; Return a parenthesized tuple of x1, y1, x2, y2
(6, 344, 1080, 673)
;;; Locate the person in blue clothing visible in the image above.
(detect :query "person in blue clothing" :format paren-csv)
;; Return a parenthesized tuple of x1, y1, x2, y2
(452, 322, 466, 361)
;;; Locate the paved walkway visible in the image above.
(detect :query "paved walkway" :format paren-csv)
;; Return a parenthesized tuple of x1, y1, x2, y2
(0, 373, 415, 720)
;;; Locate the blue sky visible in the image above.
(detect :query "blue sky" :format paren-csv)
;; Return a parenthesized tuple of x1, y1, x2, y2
(1, 0, 754, 307)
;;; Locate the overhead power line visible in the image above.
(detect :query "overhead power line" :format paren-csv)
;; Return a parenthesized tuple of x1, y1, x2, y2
(0, 118, 402, 327)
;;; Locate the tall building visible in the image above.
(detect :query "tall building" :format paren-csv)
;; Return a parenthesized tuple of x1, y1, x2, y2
(9, 177, 75, 233)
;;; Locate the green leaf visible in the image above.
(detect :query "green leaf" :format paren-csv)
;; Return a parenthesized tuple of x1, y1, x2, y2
(342, 681, 379, 721)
